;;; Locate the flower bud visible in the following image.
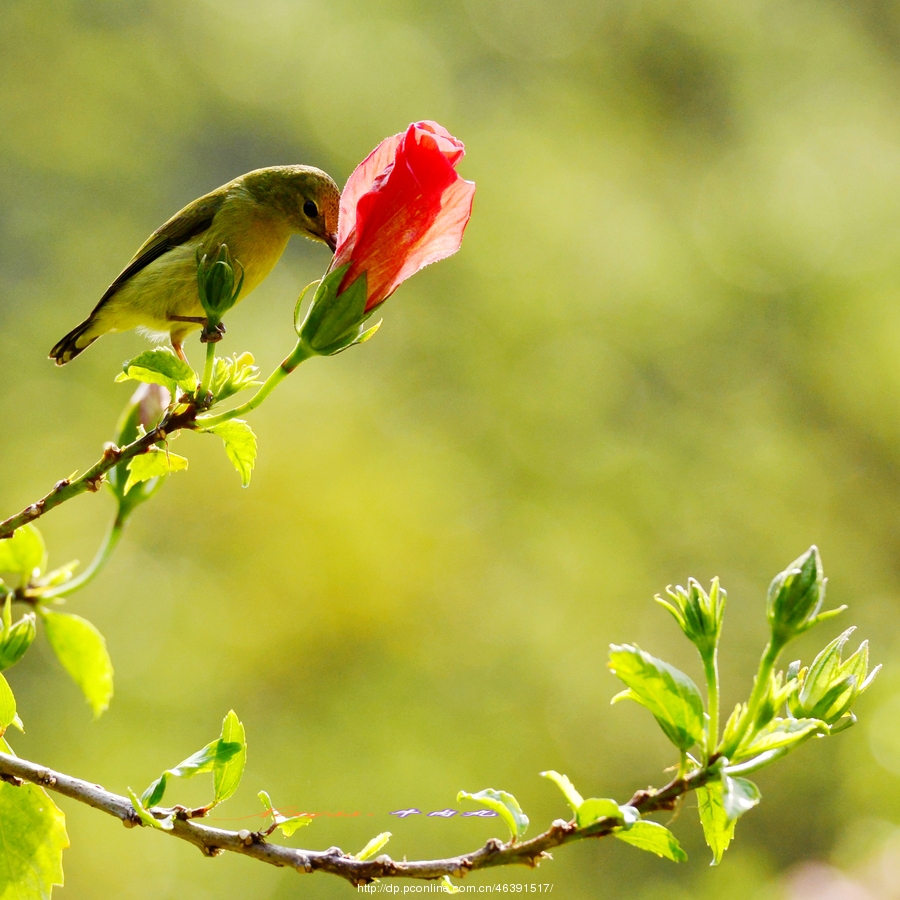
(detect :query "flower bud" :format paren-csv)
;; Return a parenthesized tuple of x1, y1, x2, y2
(0, 612, 36, 670)
(197, 244, 244, 324)
(108, 383, 171, 512)
(656, 577, 726, 659)
(788, 627, 880, 727)
(766, 546, 843, 645)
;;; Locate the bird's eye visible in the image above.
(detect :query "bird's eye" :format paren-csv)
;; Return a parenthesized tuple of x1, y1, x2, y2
(303, 200, 319, 218)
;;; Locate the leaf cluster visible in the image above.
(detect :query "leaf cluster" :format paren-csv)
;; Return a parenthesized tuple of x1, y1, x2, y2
(607, 547, 879, 864)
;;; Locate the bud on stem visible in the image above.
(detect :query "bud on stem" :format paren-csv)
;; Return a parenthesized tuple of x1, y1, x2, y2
(0, 597, 35, 671)
(197, 245, 244, 338)
(766, 547, 844, 648)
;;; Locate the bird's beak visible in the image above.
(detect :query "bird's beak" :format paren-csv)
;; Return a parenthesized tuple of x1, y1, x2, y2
(325, 232, 337, 253)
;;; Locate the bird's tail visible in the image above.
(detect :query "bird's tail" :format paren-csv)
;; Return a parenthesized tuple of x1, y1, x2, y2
(49, 318, 100, 366)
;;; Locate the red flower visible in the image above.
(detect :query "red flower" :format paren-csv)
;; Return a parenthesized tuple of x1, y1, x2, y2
(331, 121, 476, 312)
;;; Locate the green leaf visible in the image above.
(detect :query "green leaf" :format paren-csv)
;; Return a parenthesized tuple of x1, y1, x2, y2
(124, 447, 188, 494)
(0, 525, 46, 582)
(613, 820, 687, 862)
(207, 420, 257, 487)
(277, 815, 313, 836)
(696, 780, 736, 865)
(213, 710, 246, 804)
(440, 876, 461, 894)
(116, 347, 198, 393)
(354, 832, 391, 861)
(576, 798, 622, 829)
(40, 610, 113, 718)
(608, 644, 705, 751)
(258, 791, 312, 836)
(457, 789, 529, 841)
(141, 739, 242, 807)
(127, 788, 173, 831)
(0, 780, 68, 899)
(721, 775, 761, 821)
(0, 673, 16, 732)
(738, 717, 823, 758)
(540, 770, 584, 814)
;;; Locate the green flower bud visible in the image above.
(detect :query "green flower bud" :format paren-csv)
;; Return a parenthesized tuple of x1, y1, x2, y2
(656, 577, 726, 659)
(108, 383, 171, 513)
(766, 546, 844, 646)
(0, 612, 36, 670)
(197, 244, 244, 324)
(787, 628, 880, 727)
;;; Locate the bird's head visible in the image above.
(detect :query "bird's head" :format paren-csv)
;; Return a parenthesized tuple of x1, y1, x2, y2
(245, 166, 340, 251)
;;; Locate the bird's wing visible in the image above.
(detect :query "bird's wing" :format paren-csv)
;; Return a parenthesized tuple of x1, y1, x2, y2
(92, 190, 227, 309)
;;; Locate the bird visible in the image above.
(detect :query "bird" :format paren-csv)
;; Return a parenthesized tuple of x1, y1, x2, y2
(49, 165, 340, 365)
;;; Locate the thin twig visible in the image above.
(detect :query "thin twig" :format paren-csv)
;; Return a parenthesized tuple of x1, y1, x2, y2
(0, 406, 196, 542)
(0, 751, 710, 887)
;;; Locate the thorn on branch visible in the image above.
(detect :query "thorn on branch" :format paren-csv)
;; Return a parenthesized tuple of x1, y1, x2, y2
(53, 479, 70, 492)
(483, 838, 503, 855)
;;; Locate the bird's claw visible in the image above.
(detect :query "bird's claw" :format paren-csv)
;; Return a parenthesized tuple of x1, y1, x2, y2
(200, 321, 227, 344)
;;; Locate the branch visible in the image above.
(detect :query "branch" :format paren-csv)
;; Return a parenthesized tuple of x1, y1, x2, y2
(0, 406, 197, 542)
(0, 751, 709, 887)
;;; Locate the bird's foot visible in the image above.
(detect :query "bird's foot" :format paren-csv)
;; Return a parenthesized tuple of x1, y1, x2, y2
(199, 321, 226, 344)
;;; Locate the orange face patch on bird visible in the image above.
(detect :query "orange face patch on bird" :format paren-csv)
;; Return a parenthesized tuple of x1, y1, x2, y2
(49, 165, 340, 365)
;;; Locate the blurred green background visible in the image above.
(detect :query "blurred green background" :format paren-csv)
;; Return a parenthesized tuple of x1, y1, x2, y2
(3, 0, 900, 897)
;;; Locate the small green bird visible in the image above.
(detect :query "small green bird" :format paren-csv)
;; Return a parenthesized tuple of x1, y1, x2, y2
(50, 166, 340, 365)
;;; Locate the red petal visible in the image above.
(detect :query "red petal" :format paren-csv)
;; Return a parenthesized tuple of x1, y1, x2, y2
(388, 175, 475, 292)
(336, 131, 404, 250)
(336, 122, 474, 310)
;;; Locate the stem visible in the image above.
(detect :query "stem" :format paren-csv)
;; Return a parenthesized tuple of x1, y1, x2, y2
(199, 340, 314, 428)
(198, 341, 217, 399)
(0, 406, 196, 542)
(720, 639, 783, 758)
(40, 513, 126, 601)
(0, 751, 708, 886)
(704, 649, 719, 761)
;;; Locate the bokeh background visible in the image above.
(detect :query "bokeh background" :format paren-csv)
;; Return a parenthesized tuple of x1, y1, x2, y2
(2, 0, 900, 897)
